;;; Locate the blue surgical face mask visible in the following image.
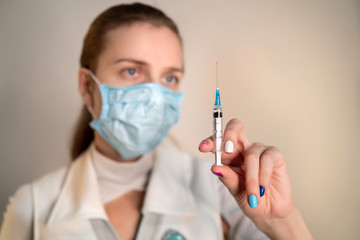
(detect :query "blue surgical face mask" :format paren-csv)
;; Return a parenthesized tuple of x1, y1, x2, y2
(87, 71, 184, 159)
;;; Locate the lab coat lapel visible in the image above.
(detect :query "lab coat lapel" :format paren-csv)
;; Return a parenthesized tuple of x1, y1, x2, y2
(43, 139, 197, 239)
(142, 139, 197, 216)
(46, 150, 107, 226)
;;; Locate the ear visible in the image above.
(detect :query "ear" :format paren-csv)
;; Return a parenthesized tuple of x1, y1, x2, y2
(78, 67, 95, 108)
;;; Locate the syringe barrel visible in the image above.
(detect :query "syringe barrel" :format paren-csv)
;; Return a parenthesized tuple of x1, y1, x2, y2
(213, 106, 223, 153)
(213, 118, 222, 149)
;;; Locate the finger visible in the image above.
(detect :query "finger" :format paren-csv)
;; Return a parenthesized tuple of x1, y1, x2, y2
(259, 148, 276, 197)
(200, 119, 249, 154)
(198, 135, 214, 153)
(198, 137, 243, 167)
(219, 119, 251, 165)
(244, 143, 267, 207)
(223, 118, 251, 154)
(211, 165, 245, 198)
(199, 137, 243, 167)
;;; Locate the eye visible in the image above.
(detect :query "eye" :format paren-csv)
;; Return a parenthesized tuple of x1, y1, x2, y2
(164, 76, 178, 84)
(120, 67, 141, 80)
(126, 68, 137, 76)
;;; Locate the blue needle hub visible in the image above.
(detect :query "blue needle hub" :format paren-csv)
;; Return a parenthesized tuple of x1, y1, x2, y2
(214, 88, 221, 106)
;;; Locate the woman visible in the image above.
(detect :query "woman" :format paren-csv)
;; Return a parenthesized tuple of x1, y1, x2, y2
(0, 3, 313, 240)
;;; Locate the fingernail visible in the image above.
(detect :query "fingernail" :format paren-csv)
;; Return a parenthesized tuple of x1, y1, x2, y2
(249, 195, 257, 208)
(211, 169, 223, 177)
(199, 141, 208, 147)
(224, 140, 234, 153)
(259, 185, 265, 197)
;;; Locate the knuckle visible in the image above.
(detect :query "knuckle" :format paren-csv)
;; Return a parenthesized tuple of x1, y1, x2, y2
(277, 151, 284, 161)
(248, 142, 264, 150)
(253, 142, 264, 148)
(245, 152, 258, 163)
(227, 118, 244, 129)
(260, 152, 273, 163)
(229, 118, 242, 125)
(269, 146, 284, 161)
(268, 146, 279, 153)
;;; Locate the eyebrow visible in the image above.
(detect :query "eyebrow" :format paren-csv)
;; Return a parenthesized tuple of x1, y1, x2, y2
(113, 58, 147, 66)
(166, 67, 184, 74)
(113, 58, 184, 73)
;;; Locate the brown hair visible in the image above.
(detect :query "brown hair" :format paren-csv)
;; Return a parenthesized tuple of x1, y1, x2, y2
(71, 2, 182, 160)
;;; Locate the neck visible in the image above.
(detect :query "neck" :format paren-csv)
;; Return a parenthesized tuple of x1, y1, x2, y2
(94, 131, 141, 163)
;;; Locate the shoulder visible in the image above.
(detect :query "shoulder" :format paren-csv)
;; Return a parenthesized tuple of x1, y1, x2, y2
(1, 184, 32, 223)
(3, 165, 69, 216)
(0, 184, 33, 239)
(0, 166, 68, 240)
(31, 165, 68, 198)
(6, 154, 84, 218)
(7, 164, 69, 214)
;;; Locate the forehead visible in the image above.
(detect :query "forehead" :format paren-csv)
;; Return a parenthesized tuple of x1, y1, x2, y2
(99, 22, 183, 68)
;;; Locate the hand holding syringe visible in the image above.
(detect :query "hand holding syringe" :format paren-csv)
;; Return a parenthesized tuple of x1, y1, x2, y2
(198, 62, 313, 240)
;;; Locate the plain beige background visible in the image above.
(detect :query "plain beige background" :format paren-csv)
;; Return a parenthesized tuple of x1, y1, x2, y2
(1, 0, 359, 239)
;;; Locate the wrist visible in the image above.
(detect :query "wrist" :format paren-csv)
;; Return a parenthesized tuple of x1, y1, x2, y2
(259, 207, 313, 240)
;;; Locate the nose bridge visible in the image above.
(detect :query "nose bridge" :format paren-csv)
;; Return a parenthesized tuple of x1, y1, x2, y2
(145, 69, 161, 85)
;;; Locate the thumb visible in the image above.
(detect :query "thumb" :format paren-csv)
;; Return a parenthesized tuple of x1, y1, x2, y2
(211, 165, 245, 199)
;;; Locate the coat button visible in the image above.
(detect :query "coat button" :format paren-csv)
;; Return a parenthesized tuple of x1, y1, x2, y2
(162, 230, 186, 240)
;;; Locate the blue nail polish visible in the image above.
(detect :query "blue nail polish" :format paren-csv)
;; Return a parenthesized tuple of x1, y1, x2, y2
(259, 185, 265, 197)
(249, 195, 257, 208)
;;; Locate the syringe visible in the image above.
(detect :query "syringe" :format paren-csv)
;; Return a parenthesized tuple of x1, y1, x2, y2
(213, 88, 223, 166)
(213, 62, 223, 166)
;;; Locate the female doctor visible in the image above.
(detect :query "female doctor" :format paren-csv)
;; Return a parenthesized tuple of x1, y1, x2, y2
(0, 3, 313, 240)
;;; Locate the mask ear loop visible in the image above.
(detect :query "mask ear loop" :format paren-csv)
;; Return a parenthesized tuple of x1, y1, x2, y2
(88, 70, 102, 85)
(86, 70, 102, 119)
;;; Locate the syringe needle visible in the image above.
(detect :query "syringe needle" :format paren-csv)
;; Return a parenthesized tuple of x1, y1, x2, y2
(216, 61, 219, 89)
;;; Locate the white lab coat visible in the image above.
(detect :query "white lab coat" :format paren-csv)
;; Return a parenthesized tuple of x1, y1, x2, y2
(0, 139, 268, 240)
